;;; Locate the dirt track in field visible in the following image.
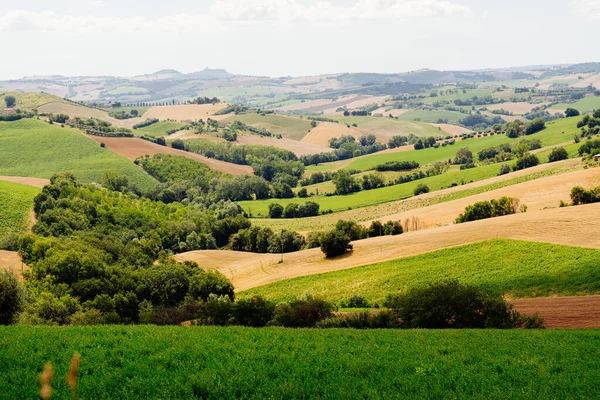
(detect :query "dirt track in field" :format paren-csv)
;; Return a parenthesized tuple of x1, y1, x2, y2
(374, 166, 600, 230)
(0, 176, 49, 187)
(87, 135, 253, 175)
(512, 296, 600, 329)
(142, 104, 228, 121)
(177, 203, 600, 291)
(235, 134, 331, 156)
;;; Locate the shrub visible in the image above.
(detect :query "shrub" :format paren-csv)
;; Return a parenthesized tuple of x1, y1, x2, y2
(268, 203, 283, 218)
(297, 188, 308, 198)
(565, 108, 580, 117)
(384, 280, 541, 329)
(316, 311, 398, 329)
(375, 161, 420, 171)
(0, 271, 26, 325)
(548, 147, 569, 163)
(270, 295, 335, 327)
(383, 221, 403, 235)
(524, 118, 545, 135)
(367, 221, 384, 237)
(340, 295, 371, 308)
(456, 197, 521, 223)
(570, 186, 600, 205)
(414, 184, 430, 196)
(232, 296, 276, 327)
(499, 163, 510, 175)
(335, 220, 367, 240)
(513, 153, 539, 171)
(453, 148, 473, 165)
(320, 230, 353, 258)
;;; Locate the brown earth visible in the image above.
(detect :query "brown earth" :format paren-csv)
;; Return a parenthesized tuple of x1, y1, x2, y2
(486, 102, 545, 115)
(235, 134, 331, 156)
(142, 104, 228, 122)
(0, 176, 49, 187)
(374, 166, 600, 229)
(301, 122, 389, 147)
(177, 203, 600, 291)
(431, 124, 472, 136)
(0, 251, 26, 277)
(512, 296, 600, 329)
(87, 136, 253, 175)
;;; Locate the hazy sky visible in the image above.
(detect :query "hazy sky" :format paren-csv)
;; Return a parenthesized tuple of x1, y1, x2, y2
(0, 0, 598, 79)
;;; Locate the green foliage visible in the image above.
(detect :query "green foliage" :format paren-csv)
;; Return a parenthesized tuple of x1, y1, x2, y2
(513, 152, 539, 171)
(578, 138, 600, 156)
(524, 118, 546, 135)
(4, 95, 16, 108)
(316, 310, 398, 329)
(0, 181, 40, 243)
(332, 170, 360, 195)
(570, 185, 600, 205)
(0, 271, 26, 325)
(548, 147, 569, 162)
(270, 295, 335, 327)
(320, 230, 353, 258)
(456, 197, 520, 223)
(453, 147, 473, 164)
(384, 280, 539, 329)
(375, 160, 420, 171)
(414, 183, 430, 195)
(565, 108, 580, 117)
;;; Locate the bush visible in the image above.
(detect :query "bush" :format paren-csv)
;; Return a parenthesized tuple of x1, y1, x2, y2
(499, 163, 511, 175)
(340, 295, 371, 308)
(384, 280, 541, 329)
(565, 108, 580, 117)
(320, 230, 353, 258)
(270, 295, 335, 327)
(232, 296, 276, 327)
(268, 203, 284, 218)
(316, 311, 398, 329)
(456, 197, 521, 223)
(297, 188, 308, 198)
(0, 271, 26, 325)
(570, 186, 600, 205)
(414, 184, 430, 196)
(335, 220, 367, 240)
(524, 118, 545, 135)
(548, 147, 569, 163)
(453, 148, 473, 165)
(513, 153, 539, 171)
(383, 221, 403, 235)
(375, 161, 419, 171)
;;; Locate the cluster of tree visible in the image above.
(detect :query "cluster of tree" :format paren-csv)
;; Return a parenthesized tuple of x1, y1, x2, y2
(513, 153, 540, 171)
(456, 197, 523, 223)
(226, 120, 276, 138)
(47, 113, 70, 124)
(69, 117, 134, 137)
(110, 109, 139, 120)
(4, 95, 16, 108)
(569, 185, 600, 206)
(308, 116, 338, 123)
(459, 113, 504, 130)
(477, 139, 542, 163)
(453, 96, 501, 106)
(0, 110, 34, 122)
(189, 96, 221, 105)
(453, 148, 473, 165)
(375, 161, 420, 172)
(268, 202, 320, 219)
(300, 171, 333, 187)
(230, 226, 305, 254)
(343, 110, 370, 116)
(578, 138, 600, 157)
(388, 135, 417, 148)
(523, 110, 563, 122)
(548, 147, 569, 162)
(133, 118, 159, 129)
(300, 140, 386, 166)
(576, 111, 600, 139)
(330, 170, 386, 195)
(214, 104, 248, 115)
(413, 136, 437, 150)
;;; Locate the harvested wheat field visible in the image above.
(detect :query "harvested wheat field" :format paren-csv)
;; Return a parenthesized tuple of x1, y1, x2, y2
(278, 99, 338, 113)
(486, 102, 544, 115)
(512, 296, 600, 329)
(235, 134, 331, 156)
(87, 136, 252, 175)
(374, 166, 600, 229)
(0, 176, 49, 188)
(431, 123, 472, 136)
(177, 203, 600, 291)
(37, 102, 142, 129)
(165, 130, 199, 140)
(0, 251, 26, 277)
(142, 104, 228, 122)
(302, 122, 388, 146)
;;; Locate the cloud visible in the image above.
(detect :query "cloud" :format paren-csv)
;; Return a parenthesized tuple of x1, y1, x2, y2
(88, 0, 106, 7)
(0, 0, 474, 33)
(572, 0, 600, 18)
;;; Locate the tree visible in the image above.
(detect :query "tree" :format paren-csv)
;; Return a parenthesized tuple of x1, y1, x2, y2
(548, 147, 569, 163)
(130, 109, 139, 117)
(514, 153, 539, 171)
(4, 95, 16, 108)
(453, 148, 473, 165)
(524, 118, 545, 135)
(414, 184, 430, 196)
(320, 230, 353, 258)
(332, 170, 360, 195)
(0, 271, 26, 325)
(101, 170, 129, 192)
(565, 108, 580, 117)
(499, 163, 510, 175)
(268, 203, 284, 218)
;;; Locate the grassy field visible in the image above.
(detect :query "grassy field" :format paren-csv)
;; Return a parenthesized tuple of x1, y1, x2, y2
(2, 326, 600, 399)
(0, 181, 40, 239)
(223, 113, 312, 141)
(244, 239, 600, 304)
(0, 119, 157, 190)
(252, 162, 580, 231)
(305, 116, 581, 174)
(551, 96, 600, 113)
(136, 120, 189, 138)
(0, 92, 65, 111)
(396, 109, 466, 124)
(333, 115, 441, 137)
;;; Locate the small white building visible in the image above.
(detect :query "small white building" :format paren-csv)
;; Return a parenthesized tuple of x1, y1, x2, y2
(594, 154, 600, 162)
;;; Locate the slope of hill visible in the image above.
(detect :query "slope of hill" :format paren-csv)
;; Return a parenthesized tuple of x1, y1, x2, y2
(37, 102, 142, 128)
(0, 180, 40, 239)
(222, 114, 313, 141)
(176, 203, 600, 291)
(0, 119, 158, 190)
(0, 92, 67, 111)
(142, 104, 228, 121)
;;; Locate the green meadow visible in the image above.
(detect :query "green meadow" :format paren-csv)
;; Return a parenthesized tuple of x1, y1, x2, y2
(223, 113, 312, 141)
(0, 181, 40, 238)
(136, 120, 189, 138)
(244, 239, 600, 304)
(552, 96, 600, 113)
(0, 119, 157, 190)
(2, 326, 600, 399)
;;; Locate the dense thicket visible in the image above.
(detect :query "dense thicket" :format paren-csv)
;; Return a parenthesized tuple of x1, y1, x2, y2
(456, 197, 522, 223)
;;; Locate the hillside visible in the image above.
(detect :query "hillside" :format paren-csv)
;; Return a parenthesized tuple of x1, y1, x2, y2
(0, 92, 68, 111)
(0, 119, 158, 190)
(0, 180, 40, 239)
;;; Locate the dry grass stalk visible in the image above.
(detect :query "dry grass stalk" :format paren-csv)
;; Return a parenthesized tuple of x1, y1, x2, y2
(40, 362, 54, 400)
(67, 353, 81, 398)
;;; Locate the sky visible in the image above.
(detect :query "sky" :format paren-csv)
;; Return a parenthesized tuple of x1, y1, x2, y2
(0, 0, 598, 79)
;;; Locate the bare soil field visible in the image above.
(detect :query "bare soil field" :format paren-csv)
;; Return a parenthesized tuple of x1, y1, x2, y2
(165, 130, 200, 140)
(573, 73, 600, 89)
(37, 102, 142, 129)
(87, 136, 252, 175)
(0, 176, 49, 187)
(374, 166, 600, 229)
(142, 104, 228, 121)
(278, 99, 335, 112)
(235, 134, 330, 156)
(512, 296, 600, 329)
(301, 122, 388, 147)
(0, 251, 26, 277)
(177, 203, 600, 291)
(431, 123, 472, 135)
(370, 108, 411, 117)
(486, 102, 544, 115)
(321, 96, 387, 115)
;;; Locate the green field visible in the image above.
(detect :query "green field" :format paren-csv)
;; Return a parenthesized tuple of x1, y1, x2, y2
(334, 115, 441, 137)
(397, 109, 466, 124)
(551, 96, 600, 113)
(0, 119, 157, 190)
(136, 120, 189, 138)
(0, 92, 65, 111)
(223, 113, 312, 141)
(244, 240, 600, 304)
(0, 181, 40, 239)
(2, 326, 600, 399)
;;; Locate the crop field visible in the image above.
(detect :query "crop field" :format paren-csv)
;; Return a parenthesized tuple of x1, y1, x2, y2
(223, 113, 312, 141)
(396, 109, 466, 124)
(0, 180, 40, 239)
(302, 121, 389, 146)
(178, 203, 600, 291)
(136, 120, 189, 138)
(142, 104, 228, 121)
(550, 96, 600, 113)
(0, 119, 158, 190)
(0, 92, 66, 111)
(235, 134, 330, 156)
(243, 239, 600, 304)
(2, 326, 600, 399)
(333, 116, 441, 137)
